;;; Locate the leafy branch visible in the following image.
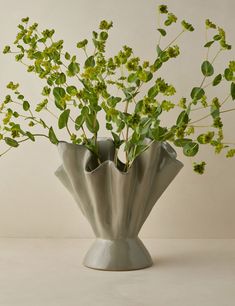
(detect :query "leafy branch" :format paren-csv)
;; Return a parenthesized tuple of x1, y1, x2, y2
(0, 6, 235, 174)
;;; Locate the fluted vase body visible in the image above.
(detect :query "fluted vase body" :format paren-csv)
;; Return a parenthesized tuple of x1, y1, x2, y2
(55, 139, 183, 271)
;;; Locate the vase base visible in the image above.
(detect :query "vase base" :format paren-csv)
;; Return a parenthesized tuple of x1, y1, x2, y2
(83, 237, 153, 271)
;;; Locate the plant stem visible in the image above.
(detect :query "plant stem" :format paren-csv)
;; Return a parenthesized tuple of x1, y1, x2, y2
(220, 108, 235, 114)
(33, 133, 49, 139)
(69, 115, 88, 140)
(191, 105, 210, 112)
(124, 100, 130, 168)
(199, 75, 207, 88)
(190, 107, 235, 125)
(205, 29, 210, 60)
(0, 147, 12, 157)
(45, 107, 58, 119)
(163, 30, 185, 51)
(188, 124, 212, 128)
(18, 138, 30, 143)
(211, 48, 222, 64)
(221, 94, 231, 106)
(157, 11, 162, 45)
(191, 94, 230, 112)
(223, 142, 235, 145)
(18, 133, 49, 144)
(83, 47, 88, 58)
(66, 125, 72, 137)
(114, 148, 118, 166)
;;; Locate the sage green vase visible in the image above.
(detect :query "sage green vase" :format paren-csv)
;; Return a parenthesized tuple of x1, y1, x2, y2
(55, 139, 183, 271)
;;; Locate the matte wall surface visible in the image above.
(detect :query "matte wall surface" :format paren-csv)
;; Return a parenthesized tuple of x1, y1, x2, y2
(0, 0, 235, 238)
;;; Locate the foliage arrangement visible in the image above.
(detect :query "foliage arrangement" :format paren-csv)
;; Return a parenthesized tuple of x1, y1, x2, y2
(0, 4, 235, 173)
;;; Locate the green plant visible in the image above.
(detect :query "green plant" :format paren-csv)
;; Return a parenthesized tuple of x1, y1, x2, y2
(0, 5, 235, 174)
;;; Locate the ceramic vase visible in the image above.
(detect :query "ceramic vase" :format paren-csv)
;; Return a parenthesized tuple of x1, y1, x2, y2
(55, 139, 183, 271)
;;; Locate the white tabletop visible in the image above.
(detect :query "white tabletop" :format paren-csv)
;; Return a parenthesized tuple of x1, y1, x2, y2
(0, 239, 234, 306)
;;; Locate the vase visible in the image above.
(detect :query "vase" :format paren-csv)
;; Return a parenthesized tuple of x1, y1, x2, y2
(55, 138, 183, 271)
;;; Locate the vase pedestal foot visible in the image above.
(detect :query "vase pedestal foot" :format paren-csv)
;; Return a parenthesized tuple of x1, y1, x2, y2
(83, 237, 153, 271)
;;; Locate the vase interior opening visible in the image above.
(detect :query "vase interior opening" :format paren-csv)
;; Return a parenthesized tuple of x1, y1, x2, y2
(85, 138, 127, 173)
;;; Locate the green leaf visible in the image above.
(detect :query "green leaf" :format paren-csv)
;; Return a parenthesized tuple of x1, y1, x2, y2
(190, 87, 205, 100)
(159, 51, 169, 62)
(152, 59, 162, 71)
(26, 131, 35, 142)
(210, 105, 220, 119)
(212, 74, 222, 86)
(106, 123, 113, 130)
(161, 100, 174, 111)
(156, 45, 163, 56)
(135, 100, 143, 113)
(81, 106, 89, 116)
(231, 82, 235, 100)
(84, 56, 95, 68)
(226, 149, 235, 158)
(111, 132, 123, 148)
(66, 86, 78, 96)
(197, 132, 215, 144)
(3, 45, 11, 54)
(213, 34, 221, 41)
(15, 54, 24, 61)
(55, 72, 66, 85)
(38, 119, 47, 129)
(174, 138, 192, 147)
(23, 101, 30, 111)
(176, 111, 189, 126)
(157, 28, 166, 36)
(229, 61, 235, 72)
(145, 71, 153, 82)
(201, 60, 214, 76)
(86, 113, 99, 133)
(77, 39, 88, 48)
(137, 70, 153, 82)
(151, 126, 167, 141)
(75, 115, 85, 130)
(204, 41, 214, 48)
(127, 73, 138, 83)
(35, 99, 48, 112)
(65, 52, 71, 60)
(58, 109, 70, 129)
(107, 96, 122, 107)
(53, 87, 66, 110)
(116, 120, 125, 133)
(100, 31, 108, 40)
(205, 19, 216, 29)
(68, 62, 80, 76)
(158, 5, 168, 14)
(53, 87, 66, 100)
(138, 118, 152, 135)
(99, 20, 113, 30)
(4, 137, 19, 147)
(42, 86, 51, 96)
(181, 20, 194, 32)
(193, 161, 206, 174)
(183, 141, 199, 157)
(224, 68, 233, 81)
(148, 85, 159, 98)
(164, 13, 177, 26)
(48, 127, 58, 145)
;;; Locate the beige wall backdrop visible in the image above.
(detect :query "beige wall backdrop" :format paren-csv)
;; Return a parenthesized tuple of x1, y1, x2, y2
(0, 0, 235, 238)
